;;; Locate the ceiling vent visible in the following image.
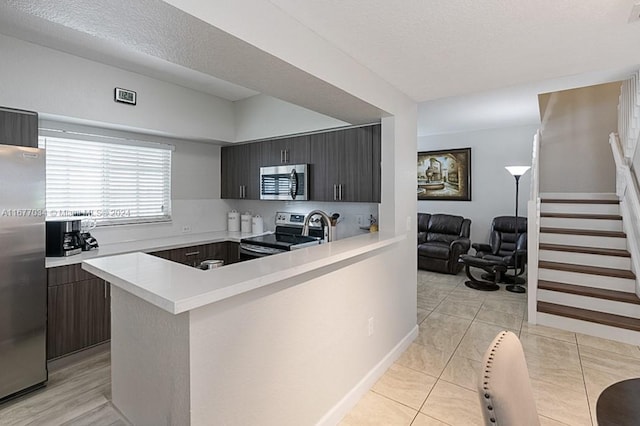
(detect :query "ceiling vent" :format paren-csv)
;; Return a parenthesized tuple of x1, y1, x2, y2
(629, 3, 640, 23)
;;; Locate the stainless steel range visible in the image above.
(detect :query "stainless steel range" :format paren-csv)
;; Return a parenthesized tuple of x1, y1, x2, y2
(239, 212, 325, 260)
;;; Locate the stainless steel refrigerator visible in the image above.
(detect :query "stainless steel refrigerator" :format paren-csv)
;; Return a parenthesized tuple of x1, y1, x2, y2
(0, 144, 47, 401)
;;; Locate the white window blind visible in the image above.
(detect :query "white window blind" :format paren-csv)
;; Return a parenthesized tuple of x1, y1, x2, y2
(38, 135, 172, 225)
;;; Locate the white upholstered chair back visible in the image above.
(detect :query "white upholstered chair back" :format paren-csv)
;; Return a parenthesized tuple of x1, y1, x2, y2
(478, 330, 540, 426)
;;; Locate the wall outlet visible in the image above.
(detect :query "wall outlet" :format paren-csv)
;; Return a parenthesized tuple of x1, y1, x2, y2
(356, 215, 365, 226)
(368, 317, 374, 336)
(182, 225, 192, 233)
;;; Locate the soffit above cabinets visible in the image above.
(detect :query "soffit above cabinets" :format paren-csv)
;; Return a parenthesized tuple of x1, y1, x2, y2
(0, 0, 385, 125)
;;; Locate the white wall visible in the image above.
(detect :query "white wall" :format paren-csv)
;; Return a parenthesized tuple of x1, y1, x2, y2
(539, 82, 620, 193)
(0, 33, 235, 142)
(188, 249, 413, 425)
(153, 2, 418, 423)
(418, 124, 539, 243)
(234, 94, 348, 142)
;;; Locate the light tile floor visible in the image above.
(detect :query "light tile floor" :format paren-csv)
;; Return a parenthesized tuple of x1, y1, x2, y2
(1, 269, 638, 425)
(340, 269, 640, 426)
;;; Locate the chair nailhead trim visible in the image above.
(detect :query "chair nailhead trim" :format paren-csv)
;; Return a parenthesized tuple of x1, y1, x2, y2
(483, 331, 509, 421)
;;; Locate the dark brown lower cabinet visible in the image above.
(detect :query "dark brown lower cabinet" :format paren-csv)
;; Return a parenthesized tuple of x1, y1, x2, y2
(226, 242, 240, 264)
(150, 241, 240, 267)
(47, 241, 241, 360)
(47, 277, 110, 360)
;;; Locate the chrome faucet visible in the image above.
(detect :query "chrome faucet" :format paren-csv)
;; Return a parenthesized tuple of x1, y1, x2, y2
(301, 209, 334, 242)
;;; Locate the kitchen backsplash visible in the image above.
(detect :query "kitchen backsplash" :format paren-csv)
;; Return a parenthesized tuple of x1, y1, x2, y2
(228, 199, 378, 240)
(88, 199, 378, 246)
(89, 199, 231, 246)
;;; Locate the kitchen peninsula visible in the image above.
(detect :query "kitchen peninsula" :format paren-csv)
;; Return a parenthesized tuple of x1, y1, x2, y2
(83, 231, 408, 425)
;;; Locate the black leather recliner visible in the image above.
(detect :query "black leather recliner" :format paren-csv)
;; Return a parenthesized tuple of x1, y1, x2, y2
(459, 216, 528, 292)
(417, 213, 471, 274)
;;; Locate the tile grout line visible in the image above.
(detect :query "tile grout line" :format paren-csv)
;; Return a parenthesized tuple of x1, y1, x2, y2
(575, 341, 597, 426)
(416, 280, 482, 418)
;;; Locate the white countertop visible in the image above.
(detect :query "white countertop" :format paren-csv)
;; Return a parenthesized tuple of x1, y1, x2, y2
(83, 231, 406, 314)
(46, 230, 266, 268)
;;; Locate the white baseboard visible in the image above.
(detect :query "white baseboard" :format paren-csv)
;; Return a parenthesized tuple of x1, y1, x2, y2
(316, 325, 419, 426)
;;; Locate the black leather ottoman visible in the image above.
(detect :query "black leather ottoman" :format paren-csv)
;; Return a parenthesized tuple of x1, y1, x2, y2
(458, 254, 508, 291)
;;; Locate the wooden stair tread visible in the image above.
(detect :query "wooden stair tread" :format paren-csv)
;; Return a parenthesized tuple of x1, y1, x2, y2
(540, 213, 622, 220)
(540, 227, 626, 238)
(537, 301, 640, 332)
(540, 199, 619, 204)
(538, 261, 636, 279)
(538, 243, 631, 257)
(538, 280, 640, 305)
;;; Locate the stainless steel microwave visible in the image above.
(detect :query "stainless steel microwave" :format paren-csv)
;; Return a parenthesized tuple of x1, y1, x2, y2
(259, 164, 308, 200)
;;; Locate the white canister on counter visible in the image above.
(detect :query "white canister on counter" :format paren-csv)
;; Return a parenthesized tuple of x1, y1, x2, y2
(251, 215, 264, 234)
(240, 212, 252, 233)
(228, 210, 240, 232)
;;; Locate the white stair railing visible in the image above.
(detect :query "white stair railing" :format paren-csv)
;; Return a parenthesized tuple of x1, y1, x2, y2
(610, 132, 640, 297)
(527, 130, 541, 323)
(618, 70, 640, 161)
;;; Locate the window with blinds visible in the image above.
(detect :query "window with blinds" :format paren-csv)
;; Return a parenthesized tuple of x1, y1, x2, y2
(38, 134, 172, 225)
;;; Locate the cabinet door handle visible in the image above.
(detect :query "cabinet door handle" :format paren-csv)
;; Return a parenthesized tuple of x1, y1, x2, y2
(104, 281, 107, 299)
(285, 149, 289, 163)
(185, 251, 200, 256)
(280, 150, 284, 163)
(333, 184, 337, 201)
(339, 184, 343, 201)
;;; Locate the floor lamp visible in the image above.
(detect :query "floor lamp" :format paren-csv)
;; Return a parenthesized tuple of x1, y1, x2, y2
(505, 166, 530, 293)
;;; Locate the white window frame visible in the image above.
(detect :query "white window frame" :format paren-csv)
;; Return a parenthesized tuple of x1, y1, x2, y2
(38, 129, 173, 226)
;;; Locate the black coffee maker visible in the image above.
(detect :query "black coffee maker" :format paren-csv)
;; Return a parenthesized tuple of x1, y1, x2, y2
(79, 232, 99, 251)
(46, 219, 83, 257)
(78, 217, 99, 251)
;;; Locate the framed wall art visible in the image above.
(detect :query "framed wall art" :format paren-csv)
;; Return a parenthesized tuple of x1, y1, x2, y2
(417, 148, 471, 201)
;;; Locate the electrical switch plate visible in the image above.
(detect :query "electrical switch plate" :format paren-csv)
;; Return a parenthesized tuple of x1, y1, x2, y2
(368, 317, 374, 336)
(406, 216, 411, 231)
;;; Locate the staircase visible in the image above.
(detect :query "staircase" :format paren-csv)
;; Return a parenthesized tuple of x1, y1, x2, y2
(535, 193, 640, 345)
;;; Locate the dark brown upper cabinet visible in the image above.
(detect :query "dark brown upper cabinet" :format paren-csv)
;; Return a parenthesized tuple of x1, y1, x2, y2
(221, 124, 381, 203)
(220, 142, 261, 199)
(0, 106, 38, 148)
(260, 134, 310, 166)
(309, 124, 381, 203)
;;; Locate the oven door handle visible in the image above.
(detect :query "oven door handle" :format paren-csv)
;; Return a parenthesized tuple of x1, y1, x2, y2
(289, 168, 298, 200)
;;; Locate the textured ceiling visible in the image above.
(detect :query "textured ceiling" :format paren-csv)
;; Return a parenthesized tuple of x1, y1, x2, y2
(268, 0, 640, 102)
(0, 0, 258, 101)
(1, 0, 639, 132)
